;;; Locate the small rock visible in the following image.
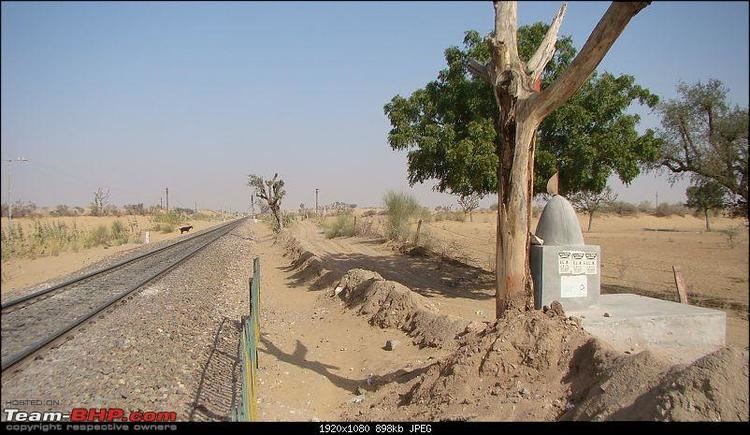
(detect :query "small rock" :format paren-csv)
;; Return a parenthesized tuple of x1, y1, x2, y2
(464, 321, 486, 334)
(520, 387, 530, 397)
(333, 286, 344, 296)
(603, 312, 610, 318)
(356, 387, 367, 396)
(349, 395, 365, 404)
(546, 301, 566, 317)
(384, 340, 399, 351)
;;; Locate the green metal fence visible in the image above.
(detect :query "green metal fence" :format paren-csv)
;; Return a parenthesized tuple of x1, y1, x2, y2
(233, 257, 261, 421)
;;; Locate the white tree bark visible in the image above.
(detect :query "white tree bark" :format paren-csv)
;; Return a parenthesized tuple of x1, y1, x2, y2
(470, 1, 651, 317)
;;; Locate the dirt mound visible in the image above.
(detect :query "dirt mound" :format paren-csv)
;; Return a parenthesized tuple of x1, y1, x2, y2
(562, 341, 671, 421)
(336, 269, 468, 348)
(343, 307, 748, 421)
(612, 347, 749, 421)
(344, 308, 596, 421)
(280, 232, 342, 289)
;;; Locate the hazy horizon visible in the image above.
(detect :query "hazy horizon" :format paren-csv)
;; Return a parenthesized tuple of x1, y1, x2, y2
(2, 1, 748, 213)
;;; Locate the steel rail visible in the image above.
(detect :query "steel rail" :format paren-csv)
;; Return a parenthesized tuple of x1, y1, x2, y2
(1, 218, 241, 310)
(1, 217, 247, 372)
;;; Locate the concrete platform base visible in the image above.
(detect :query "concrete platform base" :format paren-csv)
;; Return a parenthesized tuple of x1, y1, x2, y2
(567, 293, 726, 364)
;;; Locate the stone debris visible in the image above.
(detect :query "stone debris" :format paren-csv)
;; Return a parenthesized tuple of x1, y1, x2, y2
(384, 339, 399, 351)
(464, 321, 486, 334)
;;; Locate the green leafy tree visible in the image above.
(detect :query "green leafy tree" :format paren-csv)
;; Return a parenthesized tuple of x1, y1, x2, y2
(657, 79, 748, 214)
(385, 2, 655, 315)
(686, 180, 727, 232)
(385, 25, 659, 198)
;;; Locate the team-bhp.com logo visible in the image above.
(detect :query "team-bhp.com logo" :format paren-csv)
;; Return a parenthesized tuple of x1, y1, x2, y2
(4, 408, 177, 422)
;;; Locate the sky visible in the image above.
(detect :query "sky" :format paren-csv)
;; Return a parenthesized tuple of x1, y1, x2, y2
(1, 1, 748, 212)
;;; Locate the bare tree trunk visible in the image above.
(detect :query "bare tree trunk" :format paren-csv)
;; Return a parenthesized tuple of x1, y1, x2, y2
(588, 210, 594, 232)
(273, 206, 283, 230)
(705, 209, 711, 232)
(472, 1, 650, 318)
(469, 211, 473, 222)
(495, 114, 539, 315)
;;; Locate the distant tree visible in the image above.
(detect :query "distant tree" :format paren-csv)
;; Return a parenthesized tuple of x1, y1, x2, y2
(1, 201, 37, 218)
(658, 79, 748, 214)
(103, 204, 120, 216)
(123, 203, 146, 215)
(686, 180, 727, 232)
(457, 193, 482, 222)
(174, 207, 195, 215)
(50, 204, 71, 217)
(248, 173, 286, 231)
(569, 186, 618, 232)
(636, 200, 653, 214)
(90, 188, 110, 216)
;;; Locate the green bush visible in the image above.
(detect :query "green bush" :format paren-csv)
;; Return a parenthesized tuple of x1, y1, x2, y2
(1, 217, 141, 261)
(653, 202, 689, 217)
(432, 210, 466, 222)
(325, 214, 355, 238)
(150, 211, 184, 233)
(606, 201, 639, 216)
(383, 191, 422, 241)
(110, 220, 129, 245)
(84, 224, 111, 248)
(637, 200, 653, 214)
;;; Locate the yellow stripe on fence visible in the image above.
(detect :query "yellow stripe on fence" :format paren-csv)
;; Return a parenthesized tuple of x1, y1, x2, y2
(233, 257, 261, 422)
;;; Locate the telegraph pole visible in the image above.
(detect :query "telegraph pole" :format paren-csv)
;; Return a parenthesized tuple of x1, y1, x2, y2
(165, 187, 169, 212)
(315, 188, 319, 216)
(5, 157, 30, 229)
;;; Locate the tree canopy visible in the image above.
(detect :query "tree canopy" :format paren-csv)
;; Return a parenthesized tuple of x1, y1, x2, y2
(657, 79, 748, 212)
(384, 24, 661, 197)
(686, 179, 727, 231)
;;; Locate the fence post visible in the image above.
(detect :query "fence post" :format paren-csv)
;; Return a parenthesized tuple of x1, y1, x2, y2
(413, 219, 423, 245)
(672, 265, 689, 304)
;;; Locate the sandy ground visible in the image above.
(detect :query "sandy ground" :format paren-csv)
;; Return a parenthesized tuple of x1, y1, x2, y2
(1, 215, 224, 295)
(253, 223, 450, 421)
(340, 212, 748, 348)
(290, 220, 496, 323)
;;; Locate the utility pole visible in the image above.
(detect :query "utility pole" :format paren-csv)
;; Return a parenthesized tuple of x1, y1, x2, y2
(315, 188, 319, 216)
(160, 197, 163, 209)
(5, 157, 30, 230)
(165, 187, 169, 213)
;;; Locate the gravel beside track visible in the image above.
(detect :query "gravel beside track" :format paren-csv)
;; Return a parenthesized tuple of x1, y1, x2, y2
(0, 220, 257, 421)
(0, 219, 238, 305)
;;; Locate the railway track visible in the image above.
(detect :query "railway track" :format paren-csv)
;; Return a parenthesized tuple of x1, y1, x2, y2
(1, 217, 247, 372)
